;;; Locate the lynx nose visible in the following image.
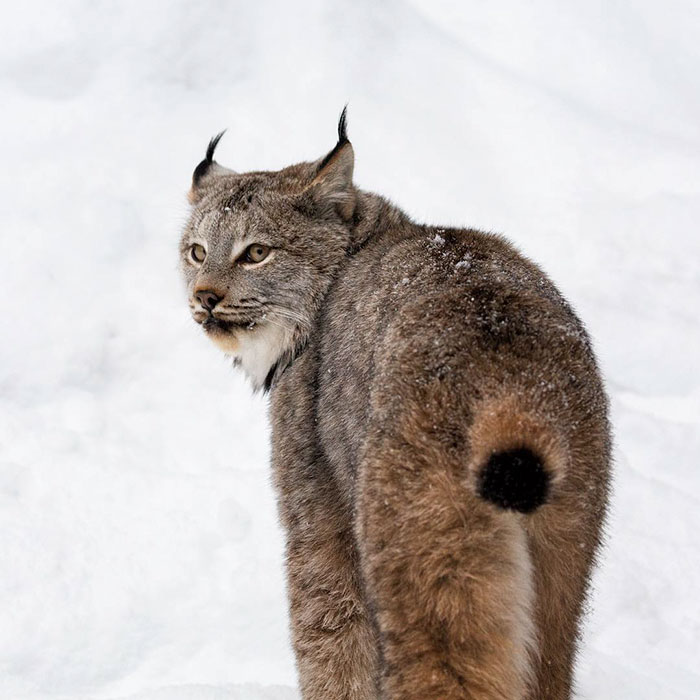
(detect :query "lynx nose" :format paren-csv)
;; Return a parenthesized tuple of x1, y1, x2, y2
(195, 289, 223, 312)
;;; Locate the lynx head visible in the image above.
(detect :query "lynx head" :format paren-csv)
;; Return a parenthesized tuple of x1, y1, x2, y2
(180, 108, 355, 391)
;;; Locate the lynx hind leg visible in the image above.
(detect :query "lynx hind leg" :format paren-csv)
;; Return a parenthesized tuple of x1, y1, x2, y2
(356, 401, 537, 699)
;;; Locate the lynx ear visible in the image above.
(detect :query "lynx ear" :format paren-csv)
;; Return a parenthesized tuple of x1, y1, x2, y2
(188, 131, 236, 204)
(309, 107, 355, 220)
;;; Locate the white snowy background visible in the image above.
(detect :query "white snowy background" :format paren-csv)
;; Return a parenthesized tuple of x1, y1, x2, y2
(1, 1, 699, 698)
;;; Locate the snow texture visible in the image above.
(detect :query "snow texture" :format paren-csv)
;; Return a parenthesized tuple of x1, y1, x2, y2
(1, 1, 699, 698)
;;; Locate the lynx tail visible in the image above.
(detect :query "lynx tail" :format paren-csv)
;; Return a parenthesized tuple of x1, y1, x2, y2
(469, 395, 568, 513)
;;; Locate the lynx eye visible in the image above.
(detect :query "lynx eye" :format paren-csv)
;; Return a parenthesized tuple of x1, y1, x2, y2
(190, 244, 206, 263)
(241, 244, 271, 264)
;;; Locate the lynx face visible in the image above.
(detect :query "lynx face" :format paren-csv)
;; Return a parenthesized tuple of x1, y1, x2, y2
(180, 116, 355, 390)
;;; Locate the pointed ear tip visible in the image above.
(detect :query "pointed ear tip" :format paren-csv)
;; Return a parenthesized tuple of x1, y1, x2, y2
(338, 140, 354, 161)
(191, 129, 228, 190)
(191, 157, 210, 187)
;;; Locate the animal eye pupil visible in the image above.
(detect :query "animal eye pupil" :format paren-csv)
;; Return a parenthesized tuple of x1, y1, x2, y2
(191, 244, 206, 263)
(245, 244, 270, 263)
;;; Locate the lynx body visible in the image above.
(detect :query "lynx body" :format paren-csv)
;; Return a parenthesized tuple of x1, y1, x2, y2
(179, 111, 611, 699)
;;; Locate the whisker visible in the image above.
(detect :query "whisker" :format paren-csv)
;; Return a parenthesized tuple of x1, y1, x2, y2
(218, 304, 265, 312)
(270, 313, 307, 328)
(263, 316, 293, 332)
(268, 306, 308, 325)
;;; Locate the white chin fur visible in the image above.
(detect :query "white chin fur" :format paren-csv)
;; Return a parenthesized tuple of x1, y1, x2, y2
(210, 322, 292, 391)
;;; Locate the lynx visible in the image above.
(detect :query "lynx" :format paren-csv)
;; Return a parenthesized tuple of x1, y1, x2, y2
(179, 109, 611, 700)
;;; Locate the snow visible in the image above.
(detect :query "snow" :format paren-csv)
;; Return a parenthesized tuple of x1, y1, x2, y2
(1, 1, 699, 698)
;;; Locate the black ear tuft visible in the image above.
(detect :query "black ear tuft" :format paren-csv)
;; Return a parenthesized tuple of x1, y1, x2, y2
(193, 130, 226, 185)
(206, 130, 226, 162)
(318, 107, 351, 172)
(337, 104, 349, 145)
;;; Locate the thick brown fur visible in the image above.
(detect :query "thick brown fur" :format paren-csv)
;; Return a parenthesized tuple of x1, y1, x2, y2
(180, 113, 611, 699)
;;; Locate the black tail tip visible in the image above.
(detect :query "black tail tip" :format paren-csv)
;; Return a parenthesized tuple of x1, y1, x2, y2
(477, 448, 550, 514)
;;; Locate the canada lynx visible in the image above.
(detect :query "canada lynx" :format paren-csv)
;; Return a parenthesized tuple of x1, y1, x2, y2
(179, 109, 611, 700)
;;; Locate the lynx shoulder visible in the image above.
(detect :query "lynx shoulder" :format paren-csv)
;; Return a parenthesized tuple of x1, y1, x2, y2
(180, 109, 611, 700)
